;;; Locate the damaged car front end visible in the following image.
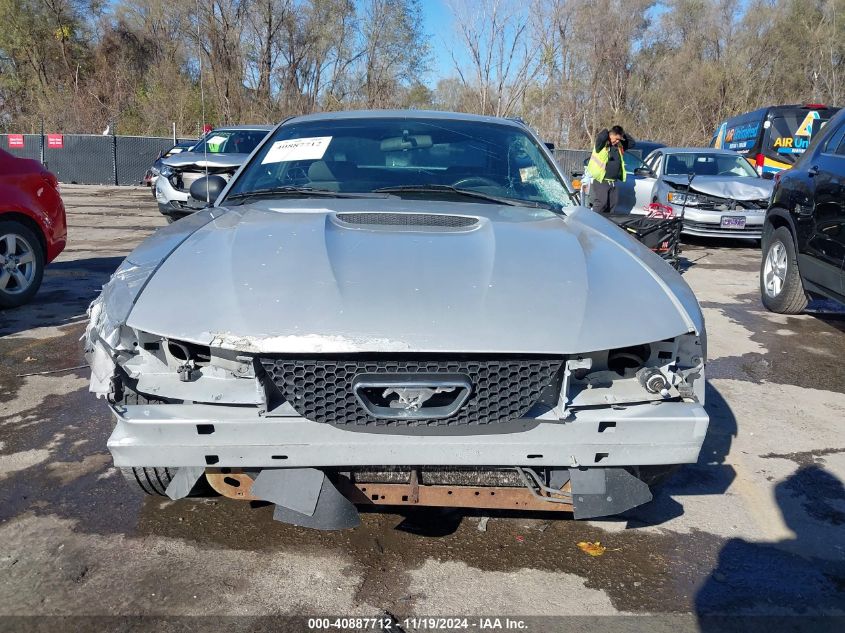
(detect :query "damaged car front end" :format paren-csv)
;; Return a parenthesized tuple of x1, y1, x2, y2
(87, 111, 709, 530)
(651, 148, 774, 239)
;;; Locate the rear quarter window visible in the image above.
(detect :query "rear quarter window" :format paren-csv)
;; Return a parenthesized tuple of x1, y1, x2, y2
(822, 122, 845, 155)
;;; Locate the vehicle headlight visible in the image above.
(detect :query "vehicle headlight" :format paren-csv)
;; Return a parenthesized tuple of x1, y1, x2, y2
(562, 333, 705, 408)
(159, 166, 174, 178)
(667, 191, 705, 206)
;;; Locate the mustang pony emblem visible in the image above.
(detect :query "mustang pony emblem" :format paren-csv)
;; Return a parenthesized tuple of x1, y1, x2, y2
(382, 386, 457, 411)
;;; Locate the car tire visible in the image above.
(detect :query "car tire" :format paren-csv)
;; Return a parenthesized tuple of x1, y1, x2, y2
(120, 466, 215, 497)
(760, 226, 807, 314)
(121, 467, 175, 496)
(0, 220, 45, 309)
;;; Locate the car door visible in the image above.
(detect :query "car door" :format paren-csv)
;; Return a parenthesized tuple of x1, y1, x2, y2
(802, 120, 845, 295)
(634, 152, 659, 210)
(644, 152, 664, 206)
(618, 151, 656, 214)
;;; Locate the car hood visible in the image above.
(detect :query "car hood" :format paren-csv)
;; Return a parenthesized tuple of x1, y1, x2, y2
(126, 200, 702, 354)
(664, 175, 773, 200)
(162, 152, 247, 170)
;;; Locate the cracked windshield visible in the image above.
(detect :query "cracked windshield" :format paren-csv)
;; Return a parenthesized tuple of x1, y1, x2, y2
(227, 118, 573, 210)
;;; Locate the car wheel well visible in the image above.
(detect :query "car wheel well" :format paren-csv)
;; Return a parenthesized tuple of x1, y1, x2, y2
(0, 212, 47, 257)
(763, 209, 793, 245)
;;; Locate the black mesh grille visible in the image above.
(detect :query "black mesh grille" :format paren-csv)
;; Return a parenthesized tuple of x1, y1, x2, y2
(260, 356, 563, 427)
(335, 213, 477, 228)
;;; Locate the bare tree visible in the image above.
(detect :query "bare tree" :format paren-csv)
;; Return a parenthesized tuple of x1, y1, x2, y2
(446, 0, 542, 117)
(358, 0, 430, 108)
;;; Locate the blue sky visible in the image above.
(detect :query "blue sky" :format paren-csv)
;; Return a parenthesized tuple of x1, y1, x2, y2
(420, 0, 462, 85)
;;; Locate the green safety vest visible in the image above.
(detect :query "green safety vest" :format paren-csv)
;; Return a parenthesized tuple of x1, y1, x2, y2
(586, 145, 626, 183)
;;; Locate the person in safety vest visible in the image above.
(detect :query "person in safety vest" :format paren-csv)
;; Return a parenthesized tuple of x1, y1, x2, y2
(587, 125, 634, 214)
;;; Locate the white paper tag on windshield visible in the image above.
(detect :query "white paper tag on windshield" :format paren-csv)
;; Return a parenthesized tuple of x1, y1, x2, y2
(262, 136, 332, 164)
(206, 135, 228, 145)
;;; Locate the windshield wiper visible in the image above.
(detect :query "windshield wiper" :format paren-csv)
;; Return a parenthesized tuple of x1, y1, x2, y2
(225, 186, 392, 205)
(372, 184, 557, 210)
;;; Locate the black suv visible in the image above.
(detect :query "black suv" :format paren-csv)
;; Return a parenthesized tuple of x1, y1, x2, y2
(760, 108, 845, 313)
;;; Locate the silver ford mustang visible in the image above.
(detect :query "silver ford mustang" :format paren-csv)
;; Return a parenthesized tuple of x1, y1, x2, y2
(85, 111, 708, 529)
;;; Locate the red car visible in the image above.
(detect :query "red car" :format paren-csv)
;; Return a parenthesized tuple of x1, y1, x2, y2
(0, 148, 67, 308)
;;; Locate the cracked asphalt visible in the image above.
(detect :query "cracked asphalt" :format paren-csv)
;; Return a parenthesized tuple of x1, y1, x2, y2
(0, 186, 843, 631)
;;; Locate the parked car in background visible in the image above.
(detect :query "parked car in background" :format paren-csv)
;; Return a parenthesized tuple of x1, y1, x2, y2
(711, 104, 840, 178)
(760, 107, 845, 314)
(640, 148, 774, 240)
(0, 149, 67, 308)
(155, 125, 272, 222)
(86, 110, 708, 529)
(143, 140, 196, 190)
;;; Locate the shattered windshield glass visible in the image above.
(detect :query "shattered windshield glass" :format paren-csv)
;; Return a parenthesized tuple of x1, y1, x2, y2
(226, 117, 574, 209)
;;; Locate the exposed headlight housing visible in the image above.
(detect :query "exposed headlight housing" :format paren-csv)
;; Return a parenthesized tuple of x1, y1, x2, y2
(559, 333, 705, 410)
(159, 166, 174, 178)
(667, 191, 707, 206)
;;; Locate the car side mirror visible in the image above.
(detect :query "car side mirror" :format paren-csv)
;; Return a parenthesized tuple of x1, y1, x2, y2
(189, 175, 227, 207)
(633, 167, 654, 178)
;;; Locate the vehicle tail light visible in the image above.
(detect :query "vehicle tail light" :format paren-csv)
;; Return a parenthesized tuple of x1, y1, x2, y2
(755, 153, 765, 176)
(803, 103, 826, 109)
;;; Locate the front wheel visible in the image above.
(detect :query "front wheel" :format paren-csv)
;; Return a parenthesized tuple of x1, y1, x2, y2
(0, 220, 45, 308)
(121, 467, 175, 496)
(119, 466, 214, 497)
(760, 226, 807, 314)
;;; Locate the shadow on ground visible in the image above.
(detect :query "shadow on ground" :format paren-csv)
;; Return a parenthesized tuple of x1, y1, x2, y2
(0, 256, 123, 337)
(696, 465, 845, 626)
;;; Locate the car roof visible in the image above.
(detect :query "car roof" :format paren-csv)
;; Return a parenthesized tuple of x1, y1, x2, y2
(283, 109, 526, 129)
(656, 147, 744, 156)
(213, 125, 274, 132)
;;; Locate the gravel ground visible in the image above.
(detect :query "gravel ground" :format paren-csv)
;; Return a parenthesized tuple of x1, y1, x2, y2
(0, 185, 843, 632)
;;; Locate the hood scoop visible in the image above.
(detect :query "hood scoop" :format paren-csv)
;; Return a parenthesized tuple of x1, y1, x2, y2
(334, 212, 478, 230)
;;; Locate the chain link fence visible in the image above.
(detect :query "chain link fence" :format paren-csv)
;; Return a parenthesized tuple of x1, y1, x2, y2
(1, 133, 190, 186)
(553, 149, 590, 177)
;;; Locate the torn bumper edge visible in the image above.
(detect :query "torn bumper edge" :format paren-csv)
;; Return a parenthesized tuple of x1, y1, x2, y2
(84, 262, 157, 397)
(83, 208, 224, 397)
